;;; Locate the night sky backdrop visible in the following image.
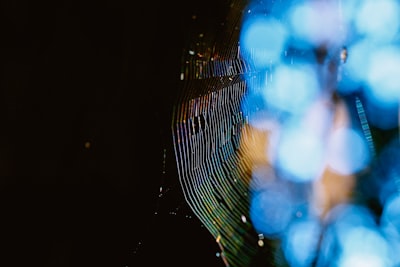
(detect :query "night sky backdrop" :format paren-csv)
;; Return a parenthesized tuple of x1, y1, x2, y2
(1, 0, 228, 266)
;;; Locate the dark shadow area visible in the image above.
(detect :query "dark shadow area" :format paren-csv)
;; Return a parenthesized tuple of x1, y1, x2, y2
(1, 0, 226, 266)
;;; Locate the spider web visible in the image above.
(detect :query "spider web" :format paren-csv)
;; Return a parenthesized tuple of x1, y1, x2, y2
(171, 1, 283, 266)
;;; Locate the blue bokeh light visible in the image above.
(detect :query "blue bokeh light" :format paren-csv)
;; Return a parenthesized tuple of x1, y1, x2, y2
(345, 40, 373, 82)
(355, 0, 400, 43)
(288, 1, 343, 48)
(239, 17, 288, 69)
(326, 127, 371, 175)
(282, 217, 322, 267)
(381, 194, 400, 266)
(337, 226, 391, 267)
(262, 64, 320, 116)
(365, 46, 400, 108)
(273, 125, 325, 182)
(381, 194, 400, 237)
(316, 204, 391, 267)
(250, 187, 294, 238)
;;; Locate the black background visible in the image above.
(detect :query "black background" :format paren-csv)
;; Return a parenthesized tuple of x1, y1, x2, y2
(1, 0, 228, 266)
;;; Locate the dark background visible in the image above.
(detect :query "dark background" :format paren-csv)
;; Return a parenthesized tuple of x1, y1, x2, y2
(1, 0, 228, 266)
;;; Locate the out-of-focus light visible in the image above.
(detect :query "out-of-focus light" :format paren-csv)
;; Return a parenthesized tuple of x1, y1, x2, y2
(316, 204, 392, 267)
(337, 40, 372, 95)
(366, 46, 400, 107)
(288, 1, 343, 48)
(262, 64, 319, 115)
(240, 17, 288, 68)
(326, 204, 378, 245)
(84, 141, 91, 149)
(355, 0, 400, 43)
(282, 218, 322, 267)
(381, 194, 400, 237)
(337, 226, 391, 267)
(250, 188, 293, 238)
(333, 203, 376, 226)
(273, 125, 325, 182)
(380, 195, 400, 266)
(381, 195, 400, 266)
(345, 40, 373, 82)
(326, 127, 370, 175)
